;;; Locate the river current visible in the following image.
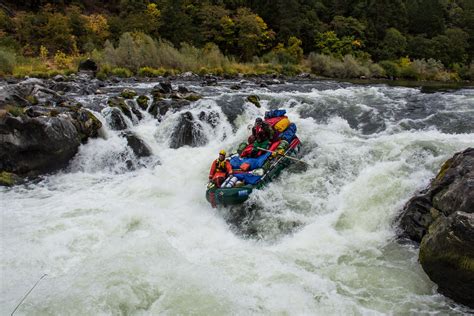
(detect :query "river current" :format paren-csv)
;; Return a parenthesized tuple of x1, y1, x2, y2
(1, 80, 474, 315)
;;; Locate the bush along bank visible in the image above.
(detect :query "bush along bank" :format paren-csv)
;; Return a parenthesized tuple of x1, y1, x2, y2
(1, 32, 473, 82)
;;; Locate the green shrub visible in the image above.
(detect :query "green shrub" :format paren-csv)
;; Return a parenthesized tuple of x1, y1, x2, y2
(137, 66, 166, 77)
(379, 60, 400, 78)
(111, 67, 133, 78)
(458, 63, 474, 80)
(369, 63, 386, 78)
(308, 53, 373, 78)
(0, 48, 16, 75)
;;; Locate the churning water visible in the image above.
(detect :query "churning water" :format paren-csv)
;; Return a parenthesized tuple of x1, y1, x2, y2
(1, 80, 473, 315)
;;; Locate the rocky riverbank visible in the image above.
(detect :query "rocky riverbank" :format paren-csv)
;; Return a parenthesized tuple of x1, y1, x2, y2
(397, 148, 474, 308)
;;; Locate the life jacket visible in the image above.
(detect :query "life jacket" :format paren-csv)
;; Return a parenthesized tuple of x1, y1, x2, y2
(215, 159, 227, 172)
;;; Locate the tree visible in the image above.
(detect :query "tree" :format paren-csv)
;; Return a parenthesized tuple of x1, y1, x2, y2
(234, 7, 275, 61)
(378, 28, 407, 60)
(314, 31, 362, 58)
(330, 15, 365, 39)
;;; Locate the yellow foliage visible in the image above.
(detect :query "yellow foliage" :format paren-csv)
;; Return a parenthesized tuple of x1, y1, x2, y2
(147, 4, 161, 20)
(352, 39, 362, 47)
(398, 57, 411, 68)
(54, 51, 73, 69)
(86, 14, 109, 40)
(39, 45, 49, 61)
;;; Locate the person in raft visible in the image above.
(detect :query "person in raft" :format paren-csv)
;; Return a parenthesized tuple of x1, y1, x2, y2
(252, 117, 273, 141)
(209, 150, 233, 187)
(250, 118, 273, 157)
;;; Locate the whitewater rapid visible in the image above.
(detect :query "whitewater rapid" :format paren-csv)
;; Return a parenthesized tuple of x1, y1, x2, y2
(1, 80, 473, 315)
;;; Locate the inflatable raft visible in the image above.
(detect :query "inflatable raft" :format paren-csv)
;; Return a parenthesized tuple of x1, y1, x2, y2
(206, 110, 302, 207)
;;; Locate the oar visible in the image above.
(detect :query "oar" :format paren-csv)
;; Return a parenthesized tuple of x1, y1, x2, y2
(255, 147, 308, 165)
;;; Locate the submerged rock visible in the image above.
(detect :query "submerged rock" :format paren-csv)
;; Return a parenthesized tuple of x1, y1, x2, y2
(397, 148, 474, 307)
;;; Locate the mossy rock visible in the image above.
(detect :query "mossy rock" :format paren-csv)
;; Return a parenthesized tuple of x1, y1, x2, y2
(108, 97, 132, 120)
(184, 93, 202, 102)
(419, 212, 474, 307)
(5, 105, 24, 117)
(120, 89, 137, 99)
(25, 95, 39, 105)
(247, 95, 261, 108)
(0, 171, 21, 186)
(136, 95, 150, 110)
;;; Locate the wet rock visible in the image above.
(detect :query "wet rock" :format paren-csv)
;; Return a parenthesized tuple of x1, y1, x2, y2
(120, 89, 137, 99)
(70, 109, 103, 139)
(419, 211, 474, 308)
(0, 171, 22, 187)
(53, 74, 66, 82)
(0, 115, 82, 175)
(24, 105, 69, 118)
(103, 107, 128, 131)
(148, 99, 190, 117)
(107, 96, 132, 120)
(247, 95, 261, 108)
(121, 131, 152, 158)
(215, 96, 245, 125)
(198, 111, 220, 128)
(131, 107, 143, 121)
(230, 84, 241, 90)
(136, 95, 149, 111)
(202, 76, 218, 86)
(178, 86, 189, 94)
(159, 81, 173, 94)
(169, 111, 207, 148)
(397, 148, 474, 307)
(398, 148, 474, 242)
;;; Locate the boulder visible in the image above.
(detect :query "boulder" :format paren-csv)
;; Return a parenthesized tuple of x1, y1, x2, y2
(108, 96, 133, 120)
(120, 89, 137, 99)
(136, 95, 149, 111)
(215, 96, 245, 125)
(247, 95, 261, 108)
(103, 107, 128, 131)
(148, 99, 190, 117)
(419, 211, 474, 307)
(0, 115, 81, 175)
(78, 59, 98, 73)
(169, 111, 207, 148)
(121, 131, 152, 158)
(159, 81, 173, 94)
(397, 148, 474, 307)
(398, 148, 474, 242)
(0, 109, 102, 176)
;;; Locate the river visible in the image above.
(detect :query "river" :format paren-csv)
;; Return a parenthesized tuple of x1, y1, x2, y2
(1, 79, 473, 314)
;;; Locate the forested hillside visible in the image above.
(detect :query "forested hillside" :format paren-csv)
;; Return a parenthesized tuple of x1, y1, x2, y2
(1, 0, 473, 80)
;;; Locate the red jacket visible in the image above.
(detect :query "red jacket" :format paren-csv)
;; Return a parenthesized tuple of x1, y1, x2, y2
(209, 159, 232, 178)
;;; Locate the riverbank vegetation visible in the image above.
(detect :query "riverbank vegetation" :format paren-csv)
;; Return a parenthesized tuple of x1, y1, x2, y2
(0, 0, 473, 81)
